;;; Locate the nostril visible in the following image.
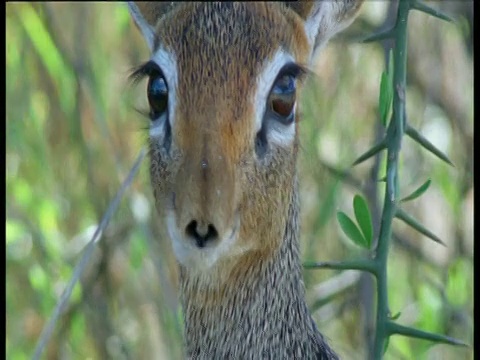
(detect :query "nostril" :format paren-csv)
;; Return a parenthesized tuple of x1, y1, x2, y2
(185, 220, 219, 248)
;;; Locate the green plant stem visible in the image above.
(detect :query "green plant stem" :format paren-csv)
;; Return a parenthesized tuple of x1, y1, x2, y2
(372, 1, 410, 358)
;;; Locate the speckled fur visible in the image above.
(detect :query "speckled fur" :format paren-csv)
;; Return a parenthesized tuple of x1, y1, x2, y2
(181, 181, 338, 359)
(129, 2, 362, 359)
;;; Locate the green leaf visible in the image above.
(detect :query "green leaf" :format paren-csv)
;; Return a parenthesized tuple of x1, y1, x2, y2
(379, 51, 394, 126)
(337, 211, 368, 248)
(353, 195, 373, 249)
(388, 48, 394, 82)
(379, 71, 391, 126)
(389, 311, 402, 320)
(401, 179, 431, 202)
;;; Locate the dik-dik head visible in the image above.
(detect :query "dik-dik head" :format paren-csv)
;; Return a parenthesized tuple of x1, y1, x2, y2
(129, 2, 362, 273)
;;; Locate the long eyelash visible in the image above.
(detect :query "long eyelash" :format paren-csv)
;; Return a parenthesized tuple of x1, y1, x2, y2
(297, 63, 318, 82)
(128, 60, 160, 86)
(281, 63, 305, 76)
(127, 63, 153, 123)
(277, 62, 312, 83)
(129, 63, 149, 85)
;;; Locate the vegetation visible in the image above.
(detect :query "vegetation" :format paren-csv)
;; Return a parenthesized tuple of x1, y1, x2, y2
(6, 2, 473, 359)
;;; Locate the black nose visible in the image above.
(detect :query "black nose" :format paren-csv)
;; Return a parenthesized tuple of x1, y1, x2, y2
(185, 220, 219, 248)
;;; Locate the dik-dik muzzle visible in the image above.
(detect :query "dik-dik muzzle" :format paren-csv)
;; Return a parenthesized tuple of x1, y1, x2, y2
(173, 127, 238, 250)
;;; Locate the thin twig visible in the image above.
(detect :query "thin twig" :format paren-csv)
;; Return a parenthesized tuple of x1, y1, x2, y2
(32, 148, 147, 360)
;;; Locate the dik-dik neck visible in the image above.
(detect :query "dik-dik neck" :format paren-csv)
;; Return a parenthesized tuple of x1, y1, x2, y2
(179, 185, 338, 359)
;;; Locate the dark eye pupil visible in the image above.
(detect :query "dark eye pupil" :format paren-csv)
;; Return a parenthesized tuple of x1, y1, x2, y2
(271, 97, 294, 117)
(147, 74, 168, 117)
(270, 75, 296, 120)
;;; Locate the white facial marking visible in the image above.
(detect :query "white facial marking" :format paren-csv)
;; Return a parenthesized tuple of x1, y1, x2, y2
(166, 211, 247, 270)
(149, 117, 167, 138)
(303, 3, 325, 53)
(253, 49, 297, 148)
(149, 47, 178, 140)
(267, 103, 297, 145)
(303, 2, 359, 62)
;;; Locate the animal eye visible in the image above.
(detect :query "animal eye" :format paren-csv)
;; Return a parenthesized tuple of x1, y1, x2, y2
(147, 72, 168, 118)
(268, 74, 296, 123)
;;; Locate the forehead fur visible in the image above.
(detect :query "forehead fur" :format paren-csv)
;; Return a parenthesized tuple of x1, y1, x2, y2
(153, 2, 309, 117)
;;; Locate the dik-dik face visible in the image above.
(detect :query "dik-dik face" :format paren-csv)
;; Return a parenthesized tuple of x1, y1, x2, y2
(129, 2, 362, 271)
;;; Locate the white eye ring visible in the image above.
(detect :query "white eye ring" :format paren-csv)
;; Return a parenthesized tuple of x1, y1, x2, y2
(253, 50, 297, 148)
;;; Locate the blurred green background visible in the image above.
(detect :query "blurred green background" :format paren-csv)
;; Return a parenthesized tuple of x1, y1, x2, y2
(6, 2, 473, 360)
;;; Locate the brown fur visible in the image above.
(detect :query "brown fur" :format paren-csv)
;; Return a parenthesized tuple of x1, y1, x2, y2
(129, 1, 363, 358)
(149, 2, 309, 267)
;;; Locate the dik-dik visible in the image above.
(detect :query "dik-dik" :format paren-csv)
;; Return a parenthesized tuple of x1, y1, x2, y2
(128, 1, 363, 358)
